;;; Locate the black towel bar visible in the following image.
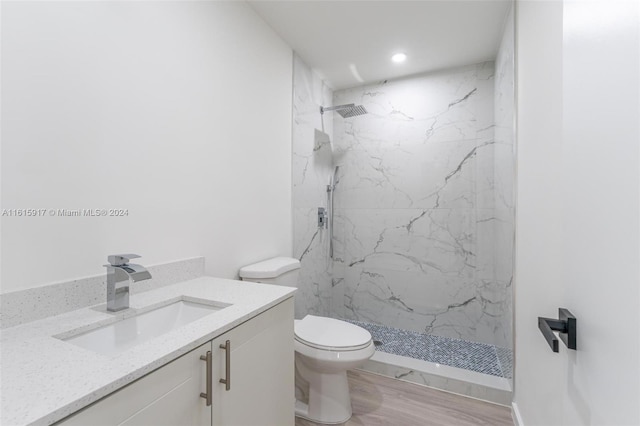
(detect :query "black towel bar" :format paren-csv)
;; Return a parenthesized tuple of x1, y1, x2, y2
(538, 308, 577, 352)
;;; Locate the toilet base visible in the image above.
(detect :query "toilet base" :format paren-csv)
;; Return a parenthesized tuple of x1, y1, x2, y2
(295, 363, 353, 424)
(295, 399, 351, 425)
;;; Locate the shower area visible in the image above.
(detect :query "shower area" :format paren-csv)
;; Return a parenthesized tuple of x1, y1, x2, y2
(292, 9, 514, 403)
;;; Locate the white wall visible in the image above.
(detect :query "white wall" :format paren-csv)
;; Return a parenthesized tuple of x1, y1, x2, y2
(560, 1, 639, 423)
(1, 1, 293, 293)
(513, 1, 565, 423)
(514, 0, 640, 424)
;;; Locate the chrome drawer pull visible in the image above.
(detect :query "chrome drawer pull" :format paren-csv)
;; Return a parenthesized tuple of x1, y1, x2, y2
(200, 351, 212, 406)
(219, 340, 231, 391)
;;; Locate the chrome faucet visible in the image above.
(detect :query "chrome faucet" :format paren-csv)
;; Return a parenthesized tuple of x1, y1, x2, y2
(104, 254, 152, 312)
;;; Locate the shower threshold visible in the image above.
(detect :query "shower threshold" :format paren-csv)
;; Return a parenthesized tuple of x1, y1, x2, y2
(344, 320, 513, 405)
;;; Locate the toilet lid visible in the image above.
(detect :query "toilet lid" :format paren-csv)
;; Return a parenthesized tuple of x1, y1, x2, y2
(294, 315, 372, 350)
(239, 257, 300, 279)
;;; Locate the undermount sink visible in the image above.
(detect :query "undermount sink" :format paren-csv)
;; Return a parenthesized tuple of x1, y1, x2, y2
(63, 300, 228, 356)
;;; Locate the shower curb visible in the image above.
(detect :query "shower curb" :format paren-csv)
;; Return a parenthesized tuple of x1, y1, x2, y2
(358, 351, 512, 406)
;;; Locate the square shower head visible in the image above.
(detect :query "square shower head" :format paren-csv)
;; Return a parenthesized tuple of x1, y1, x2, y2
(338, 105, 368, 118)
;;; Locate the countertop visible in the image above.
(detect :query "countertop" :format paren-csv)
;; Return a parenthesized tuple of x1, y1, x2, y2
(0, 277, 296, 426)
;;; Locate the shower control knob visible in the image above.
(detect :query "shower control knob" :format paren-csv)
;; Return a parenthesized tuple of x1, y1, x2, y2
(318, 207, 327, 228)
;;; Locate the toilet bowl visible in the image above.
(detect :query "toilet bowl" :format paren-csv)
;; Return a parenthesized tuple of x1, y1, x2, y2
(239, 257, 375, 424)
(294, 315, 375, 424)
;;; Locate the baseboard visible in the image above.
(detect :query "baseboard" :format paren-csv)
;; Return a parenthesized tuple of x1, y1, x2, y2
(512, 402, 524, 426)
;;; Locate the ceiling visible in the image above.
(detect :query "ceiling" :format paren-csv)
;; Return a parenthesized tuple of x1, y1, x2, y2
(248, 1, 512, 90)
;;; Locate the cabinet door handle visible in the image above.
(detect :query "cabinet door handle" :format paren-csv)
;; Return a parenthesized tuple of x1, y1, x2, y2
(200, 351, 212, 406)
(219, 340, 231, 391)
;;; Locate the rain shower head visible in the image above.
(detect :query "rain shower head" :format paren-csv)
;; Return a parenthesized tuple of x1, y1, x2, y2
(320, 103, 368, 118)
(337, 105, 367, 118)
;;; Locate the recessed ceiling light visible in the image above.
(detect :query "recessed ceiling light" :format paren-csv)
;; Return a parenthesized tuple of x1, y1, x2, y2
(391, 53, 407, 63)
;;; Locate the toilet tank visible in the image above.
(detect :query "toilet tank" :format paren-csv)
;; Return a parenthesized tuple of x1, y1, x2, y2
(239, 257, 301, 287)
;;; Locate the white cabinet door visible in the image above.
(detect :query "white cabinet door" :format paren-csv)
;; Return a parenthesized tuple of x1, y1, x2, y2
(211, 298, 294, 426)
(58, 342, 211, 426)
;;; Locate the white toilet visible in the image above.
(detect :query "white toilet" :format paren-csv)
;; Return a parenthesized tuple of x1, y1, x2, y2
(239, 257, 375, 425)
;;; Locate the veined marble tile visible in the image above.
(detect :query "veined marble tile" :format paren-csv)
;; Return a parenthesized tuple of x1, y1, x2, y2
(327, 61, 514, 349)
(293, 55, 335, 209)
(342, 264, 510, 346)
(334, 63, 496, 147)
(333, 138, 495, 210)
(331, 63, 498, 211)
(475, 137, 496, 211)
(343, 265, 474, 332)
(293, 207, 331, 318)
(292, 55, 335, 318)
(293, 55, 333, 134)
(475, 208, 496, 281)
(292, 128, 333, 209)
(493, 137, 515, 210)
(492, 208, 515, 283)
(473, 61, 496, 135)
(337, 208, 475, 276)
(330, 259, 346, 319)
(293, 55, 514, 352)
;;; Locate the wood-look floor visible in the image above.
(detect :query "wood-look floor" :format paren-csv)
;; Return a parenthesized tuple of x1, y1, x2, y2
(295, 370, 513, 426)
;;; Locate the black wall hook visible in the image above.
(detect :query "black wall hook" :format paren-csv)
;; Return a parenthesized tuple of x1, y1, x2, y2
(538, 308, 577, 352)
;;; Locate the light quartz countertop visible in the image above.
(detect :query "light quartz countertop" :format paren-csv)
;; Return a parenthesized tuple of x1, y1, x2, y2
(0, 277, 296, 426)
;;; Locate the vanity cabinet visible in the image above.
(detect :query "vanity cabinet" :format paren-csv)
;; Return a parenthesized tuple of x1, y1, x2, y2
(210, 298, 294, 426)
(58, 342, 212, 426)
(57, 298, 294, 426)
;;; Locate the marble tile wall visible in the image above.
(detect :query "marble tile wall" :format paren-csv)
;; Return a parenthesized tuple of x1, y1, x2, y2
(330, 62, 514, 348)
(291, 55, 334, 319)
(292, 50, 515, 350)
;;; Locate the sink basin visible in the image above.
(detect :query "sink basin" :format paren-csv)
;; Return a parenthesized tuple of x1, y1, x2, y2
(64, 300, 226, 356)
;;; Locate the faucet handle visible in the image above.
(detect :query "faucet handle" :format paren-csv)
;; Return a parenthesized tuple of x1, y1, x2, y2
(107, 254, 141, 266)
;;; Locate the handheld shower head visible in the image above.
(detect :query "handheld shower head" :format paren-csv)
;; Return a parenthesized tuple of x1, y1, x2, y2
(328, 165, 340, 192)
(320, 103, 368, 118)
(327, 165, 340, 259)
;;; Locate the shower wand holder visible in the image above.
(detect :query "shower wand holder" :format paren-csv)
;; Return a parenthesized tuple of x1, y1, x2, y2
(538, 308, 577, 353)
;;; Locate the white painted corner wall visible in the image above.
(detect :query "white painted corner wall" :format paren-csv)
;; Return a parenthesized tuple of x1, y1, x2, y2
(1, 1, 293, 293)
(515, 0, 640, 425)
(514, 1, 565, 423)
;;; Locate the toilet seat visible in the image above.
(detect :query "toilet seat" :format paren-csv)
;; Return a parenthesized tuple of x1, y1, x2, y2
(294, 315, 372, 351)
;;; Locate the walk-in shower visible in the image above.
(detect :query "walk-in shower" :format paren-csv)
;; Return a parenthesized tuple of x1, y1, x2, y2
(323, 58, 514, 402)
(292, 4, 515, 400)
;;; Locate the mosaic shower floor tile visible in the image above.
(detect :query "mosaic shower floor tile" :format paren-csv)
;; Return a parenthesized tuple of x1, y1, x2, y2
(345, 319, 513, 378)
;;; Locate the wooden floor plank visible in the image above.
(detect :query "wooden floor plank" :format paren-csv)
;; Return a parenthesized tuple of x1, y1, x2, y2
(296, 370, 513, 426)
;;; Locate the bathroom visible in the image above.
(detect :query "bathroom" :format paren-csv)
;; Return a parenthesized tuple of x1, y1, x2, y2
(1, 1, 639, 426)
